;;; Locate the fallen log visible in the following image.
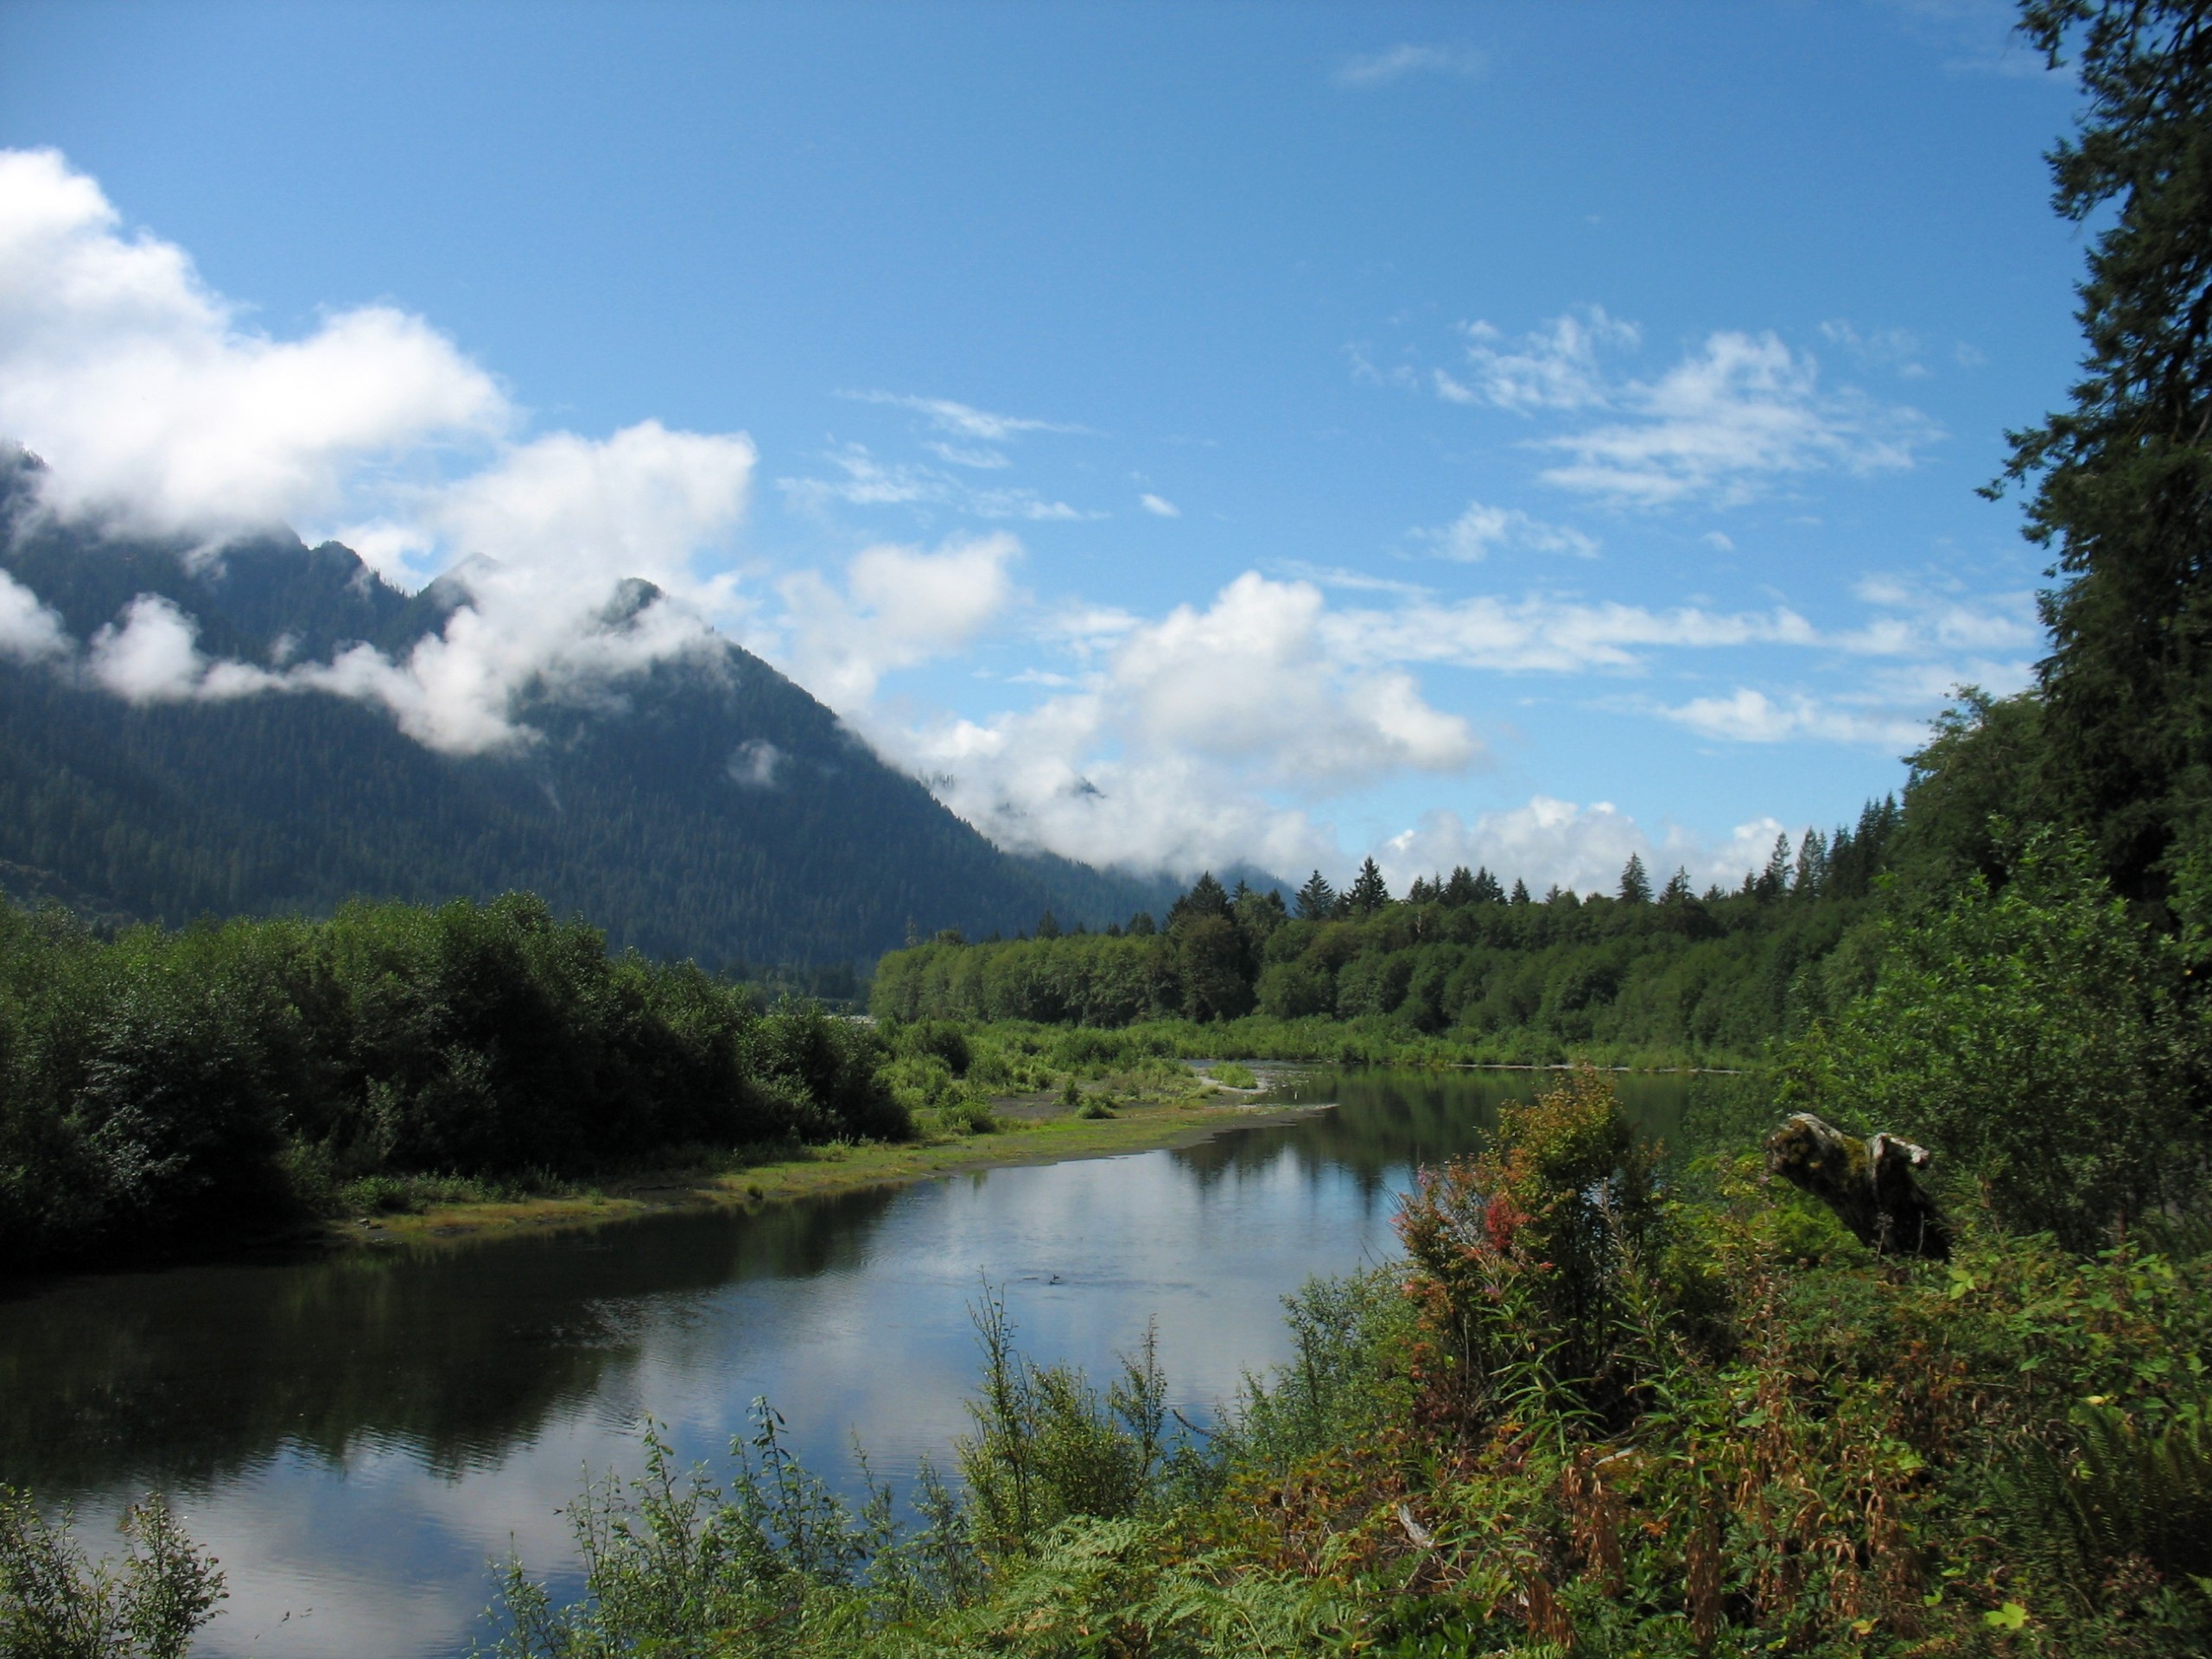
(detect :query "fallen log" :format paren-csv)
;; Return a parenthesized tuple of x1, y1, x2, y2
(1764, 1112, 1953, 1260)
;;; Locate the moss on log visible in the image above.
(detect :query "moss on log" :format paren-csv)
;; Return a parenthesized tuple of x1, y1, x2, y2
(1765, 1112, 1952, 1260)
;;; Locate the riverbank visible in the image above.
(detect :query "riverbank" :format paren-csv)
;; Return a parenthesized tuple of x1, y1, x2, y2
(327, 1086, 1326, 1249)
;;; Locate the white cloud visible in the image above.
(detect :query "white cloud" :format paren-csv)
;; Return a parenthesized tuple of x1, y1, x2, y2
(86, 592, 283, 703)
(0, 148, 777, 756)
(0, 568, 68, 661)
(1382, 798, 1793, 897)
(1335, 44, 1487, 88)
(1438, 307, 1940, 509)
(779, 443, 1088, 522)
(782, 532, 1021, 706)
(728, 738, 783, 788)
(1325, 592, 1817, 675)
(1655, 687, 1929, 749)
(1537, 330, 1940, 507)
(1139, 493, 1180, 518)
(1818, 318, 1928, 378)
(868, 572, 1478, 874)
(1454, 308, 1639, 413)
(1421, 499, 1598, 561)
(839, 391, 1087, 442)
(0, 148, 506, 537)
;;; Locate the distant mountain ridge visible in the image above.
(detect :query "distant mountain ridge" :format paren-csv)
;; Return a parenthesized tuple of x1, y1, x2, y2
(0, 455, 1253, 967)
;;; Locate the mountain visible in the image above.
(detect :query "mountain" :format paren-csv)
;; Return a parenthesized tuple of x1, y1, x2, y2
(0, 455, 1221, 968)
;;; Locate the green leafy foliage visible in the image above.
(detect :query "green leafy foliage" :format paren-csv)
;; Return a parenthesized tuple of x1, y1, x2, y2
(1780, 832, 2198, 1249)
(874, 824, 1898, 1063)
(0, 896, 906, 1266)
(0, 1489, 224, 1659)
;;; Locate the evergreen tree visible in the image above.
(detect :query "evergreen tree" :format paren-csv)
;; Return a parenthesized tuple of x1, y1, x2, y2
(1471, 867, 1505, 905)
(1036, 909, 1061, 939)
(1510, 878, 1531, 905)
(1999, 1, 2212, 910)
(1793, 829, 1829, 899)
(1295, 869, 1338, 921)
(1128, 912, 1156, 937)
(1166, 872, 1230, 929)
(1755, 833, 1793, 901)
(1441, 865, 1478, 906)
(1406, 874, 1437, 905)
(1661, 866, 1694, 905)
(1618, 852, 1653, 904)
(1346, 857, 1390, 915)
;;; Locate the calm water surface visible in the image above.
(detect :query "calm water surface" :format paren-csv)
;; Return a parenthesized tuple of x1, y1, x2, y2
(1, 1068, 1695, 1658)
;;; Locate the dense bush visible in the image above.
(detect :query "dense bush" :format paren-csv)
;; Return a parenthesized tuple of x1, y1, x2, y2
(1782, 833, 2203, 1250)
(0, 895, 904, 1267)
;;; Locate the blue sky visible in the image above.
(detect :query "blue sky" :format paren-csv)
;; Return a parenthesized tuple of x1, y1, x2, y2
(0, 1, 2088, 891)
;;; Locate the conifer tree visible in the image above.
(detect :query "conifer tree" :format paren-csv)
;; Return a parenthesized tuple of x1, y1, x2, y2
(1618, 852, 1653, 904)
(1755, 833, 1793, 901)
(1793, 829, 1829, 899)
(1441, 865, 1478, 906)
(1036, 909, 1061, 939)
(1294, 869, 1338, 921)
(1510, 878, 1531, 905)
(1346, 857, 1390, 915)
(2000, 1, 2212, 907)
(1661, 866, 1694, 904)
(1167, 872, 1230, 928)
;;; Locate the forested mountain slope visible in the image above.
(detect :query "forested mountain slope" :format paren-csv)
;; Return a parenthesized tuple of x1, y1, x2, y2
(0, 455, 1179, 967)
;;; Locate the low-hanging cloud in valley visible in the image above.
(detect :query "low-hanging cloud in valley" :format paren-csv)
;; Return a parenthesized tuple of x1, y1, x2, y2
(0, 146, 762, 754)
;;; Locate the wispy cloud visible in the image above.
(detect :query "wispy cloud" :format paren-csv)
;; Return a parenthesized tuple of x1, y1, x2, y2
(1418, 499, 1599, 561)
(1655, 687, 1929, 748)
(1335, 43, 1486, 89)
(1139, 493, 1180, 518)
(837, 391, 1089, 442)
(778, 443, 1090, 521)
(1455, 308, 1638, 413)
(1424, 308, 1942, 508)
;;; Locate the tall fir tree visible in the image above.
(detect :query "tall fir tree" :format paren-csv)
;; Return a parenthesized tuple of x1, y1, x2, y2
(1618, 852, 1653, 904)
(1999, 2, 2212, 912)
(1346, 857, 1391, 915)
(1294, 869, 1338, 921)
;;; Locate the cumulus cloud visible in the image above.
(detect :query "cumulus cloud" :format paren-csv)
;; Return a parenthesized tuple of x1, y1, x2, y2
(0, 568, 67, 661)
(86, 593, 282, 702)
(1440, 307, 1939, 508)
(782, 532, 1022, 706)
(1335, 44, 1487, 88)
(0, 148, 776, 755)
(0, 148, 506, 536)
(1420, 499, 1597, 561)
(1382, 798, 1794, 898)
(866, 572, 1477, 874)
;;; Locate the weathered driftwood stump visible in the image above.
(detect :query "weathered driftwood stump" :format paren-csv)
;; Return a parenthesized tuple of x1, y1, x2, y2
(1764, 1112, 1952, 1260)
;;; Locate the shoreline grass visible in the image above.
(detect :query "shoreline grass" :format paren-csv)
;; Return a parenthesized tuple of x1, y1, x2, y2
(325, 1088, 1325, 1250)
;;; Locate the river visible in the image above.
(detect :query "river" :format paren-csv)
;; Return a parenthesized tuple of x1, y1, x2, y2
(0, 1067, 1701, 1658)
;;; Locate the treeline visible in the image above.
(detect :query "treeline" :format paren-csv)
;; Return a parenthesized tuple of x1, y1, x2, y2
(0, 893, 899, 1268)
(871, 803, 1901, 1060)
